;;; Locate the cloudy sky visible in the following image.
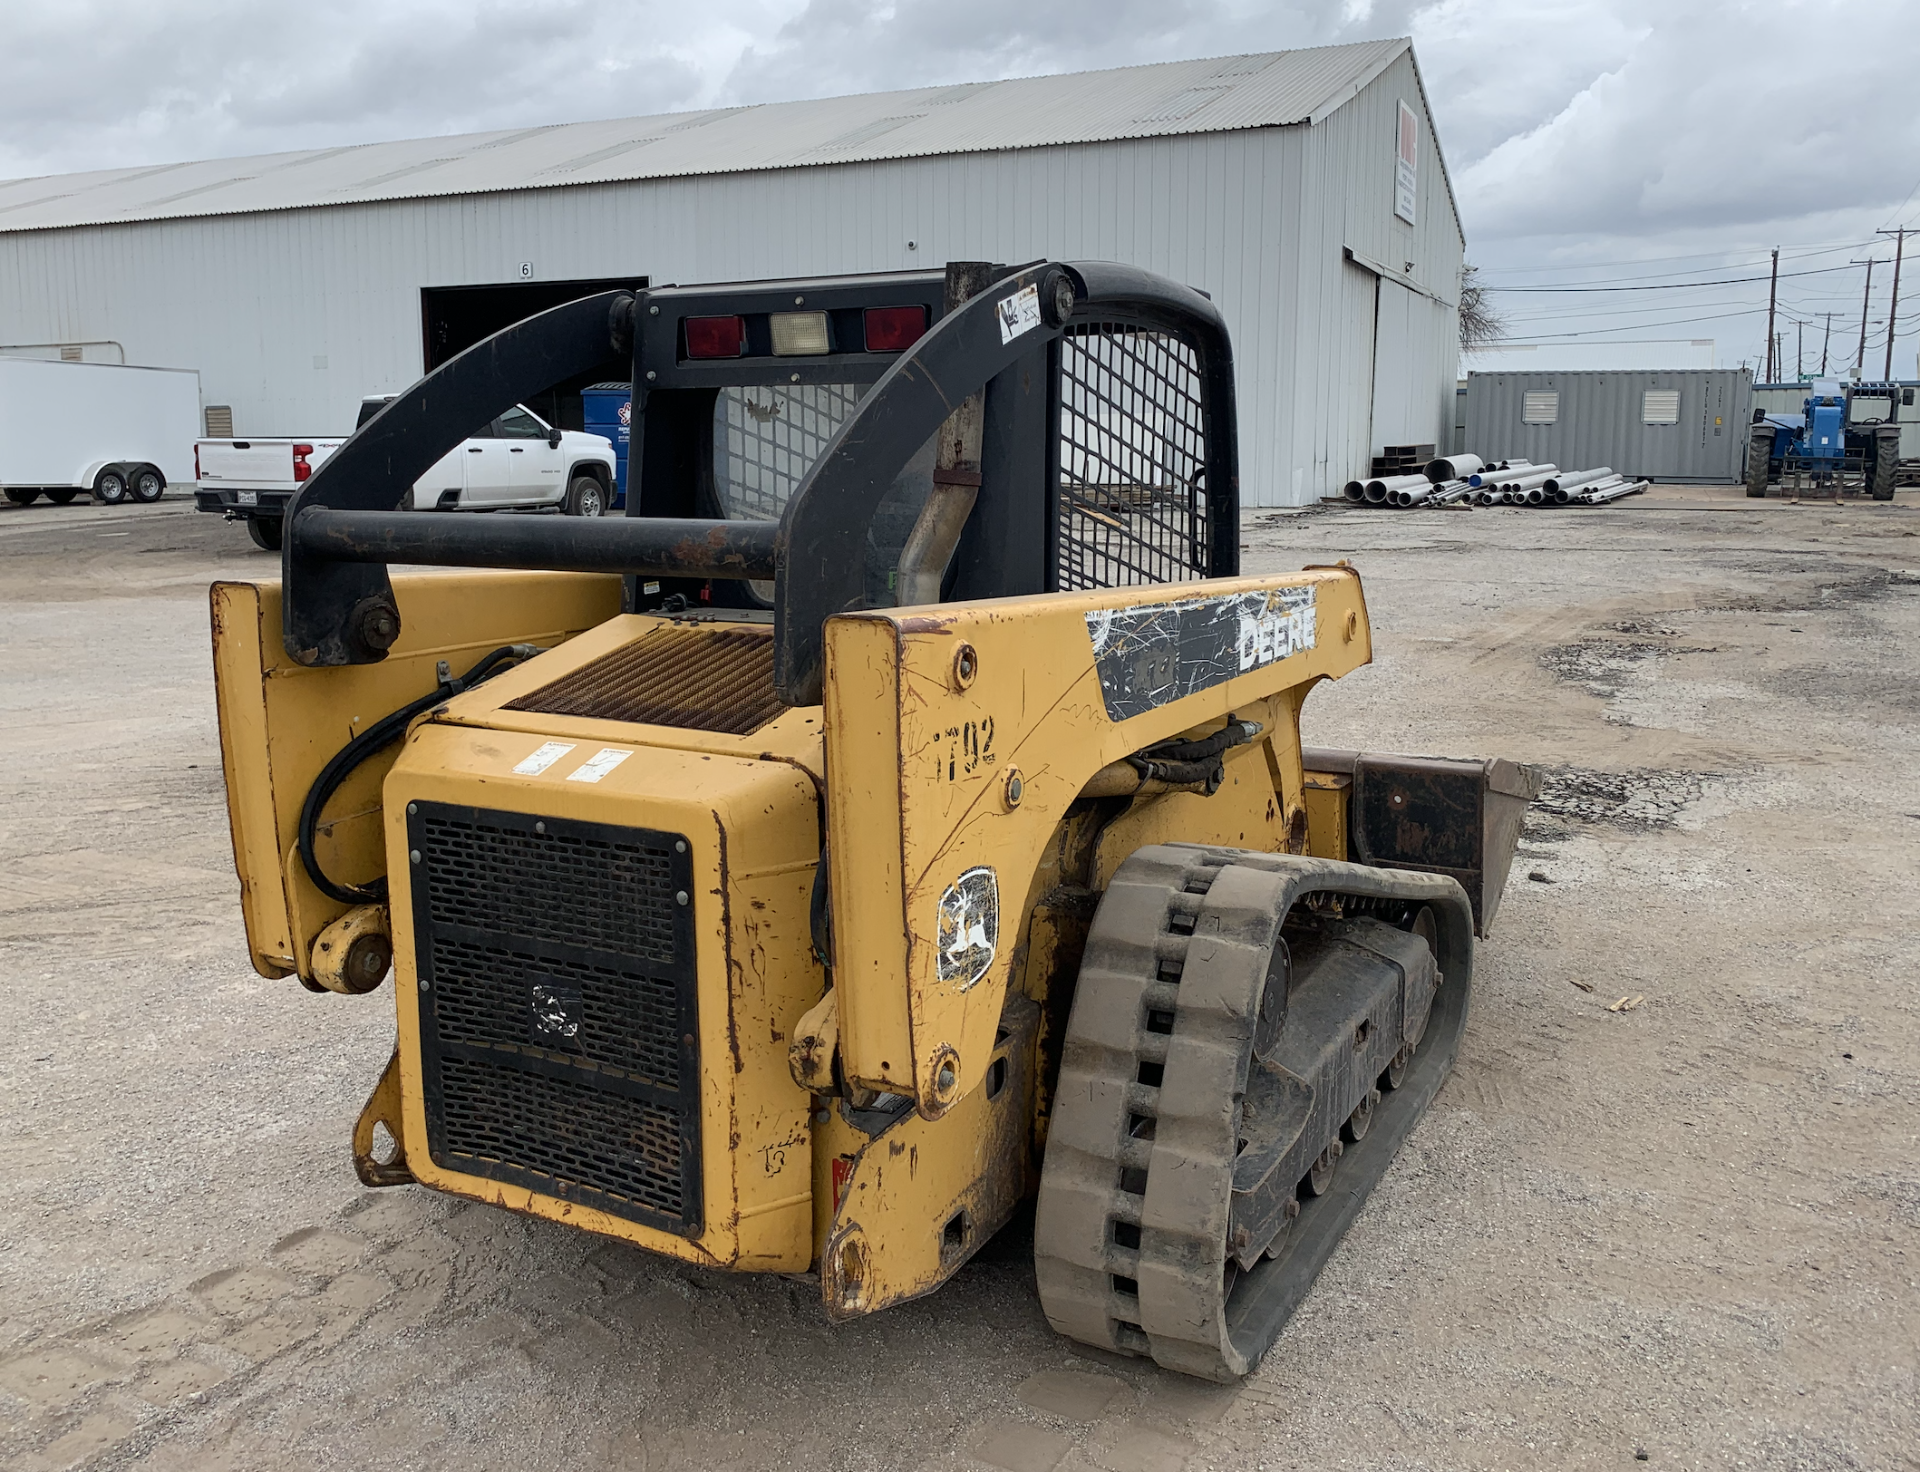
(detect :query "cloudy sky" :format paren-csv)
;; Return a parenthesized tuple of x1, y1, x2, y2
(5, 0, 1919, 372)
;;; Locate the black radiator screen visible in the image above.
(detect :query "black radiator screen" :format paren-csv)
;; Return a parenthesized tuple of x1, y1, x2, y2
(408, 802, 701, 1235)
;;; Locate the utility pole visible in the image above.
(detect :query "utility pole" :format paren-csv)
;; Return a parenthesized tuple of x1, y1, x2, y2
(1877, 227, 1912, 381)
(1820, 312, 1833, 374)
(1764, 247, 1779, 381)
(1796, 318, 1804, 379)
(1853, 257, 1880, 373)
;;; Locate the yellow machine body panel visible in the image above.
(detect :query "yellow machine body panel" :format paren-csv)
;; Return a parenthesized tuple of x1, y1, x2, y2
(209, 567, 1383, 1309)
(209, 572, 622, 982)
(822, 570, 1371, 1116)
(374, 614, 834, 1270)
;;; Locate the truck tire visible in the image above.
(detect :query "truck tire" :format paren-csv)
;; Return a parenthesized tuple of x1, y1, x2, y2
(129, 465, 165, 503)
(1869, 427, 1900, 501)
(248, 516, 284, 551)
(564, 473, 606, 518)
(1745, 427, 1772, 498)
(45, 489, 79, 505)
(4, 488, 39, 506)
(94, 468, 129, 505)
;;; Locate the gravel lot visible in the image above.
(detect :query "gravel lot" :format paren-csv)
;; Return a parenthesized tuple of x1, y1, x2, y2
(2, 487, 1916, 1471)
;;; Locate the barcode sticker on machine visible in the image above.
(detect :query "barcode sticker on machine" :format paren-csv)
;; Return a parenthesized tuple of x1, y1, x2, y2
(512, 741, 575, 775)
(566, 747, 633, 784)
(996, 284, 1042, 344)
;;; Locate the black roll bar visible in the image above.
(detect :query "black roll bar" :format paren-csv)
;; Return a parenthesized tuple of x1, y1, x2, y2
(277, 261, 1238, 687)
(290, 509, 778, 579)
(282, 290, 637, 664)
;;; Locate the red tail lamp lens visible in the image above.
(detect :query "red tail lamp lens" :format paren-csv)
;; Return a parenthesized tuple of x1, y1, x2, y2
(863, 305, 928, 352)
(685, 315, 747, 359)
(292, 444, 313, 482)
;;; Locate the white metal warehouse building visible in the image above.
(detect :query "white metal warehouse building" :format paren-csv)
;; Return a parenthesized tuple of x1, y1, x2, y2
(0, 38, 1463, 508)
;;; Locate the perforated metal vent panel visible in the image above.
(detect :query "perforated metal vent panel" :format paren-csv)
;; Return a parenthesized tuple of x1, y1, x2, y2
(1054, 323, 1211, 591)
(504, 624, 783, 736)
(409, 802, 701, 1234)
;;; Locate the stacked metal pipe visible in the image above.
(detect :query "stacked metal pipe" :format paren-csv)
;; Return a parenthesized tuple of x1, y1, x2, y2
(1337, 455, 1645, 507)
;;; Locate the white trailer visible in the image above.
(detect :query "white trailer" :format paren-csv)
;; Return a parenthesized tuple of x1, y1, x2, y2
(0, 358, 201, 506)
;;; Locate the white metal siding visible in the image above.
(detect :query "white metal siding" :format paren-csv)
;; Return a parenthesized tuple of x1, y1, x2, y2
(0, 58, 1460, 509)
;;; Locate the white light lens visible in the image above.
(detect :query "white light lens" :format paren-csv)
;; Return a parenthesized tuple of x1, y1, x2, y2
(770, 311, 831, 356)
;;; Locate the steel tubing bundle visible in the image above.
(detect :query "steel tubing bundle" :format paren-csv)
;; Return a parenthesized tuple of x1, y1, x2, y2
(1581, 479, 1648, 503)
(1467, 458, 1539, 487)
(1336, 453, 1639, 509)
(1541, 467, 1614, 495)
(1364, 473, 1431, 503)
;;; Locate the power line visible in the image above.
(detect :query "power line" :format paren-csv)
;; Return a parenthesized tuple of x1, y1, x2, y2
(1501, 307, 1774, 341)
(1477, 238, 1875, 284)
(1476, 238, 1870, 276)
(1486, 263, 1860, 294)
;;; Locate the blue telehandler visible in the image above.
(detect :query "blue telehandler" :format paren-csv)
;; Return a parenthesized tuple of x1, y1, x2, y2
(1746, 378, 1909, 499)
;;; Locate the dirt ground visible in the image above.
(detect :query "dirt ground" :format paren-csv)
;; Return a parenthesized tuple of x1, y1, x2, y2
(2, 486, 1916, 1472)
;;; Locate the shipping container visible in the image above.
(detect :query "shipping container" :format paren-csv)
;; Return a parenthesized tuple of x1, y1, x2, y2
(1463, 369, 1754, 484)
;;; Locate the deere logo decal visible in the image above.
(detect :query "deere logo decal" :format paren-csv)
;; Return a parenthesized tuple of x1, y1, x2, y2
(936, 866, 999, 989)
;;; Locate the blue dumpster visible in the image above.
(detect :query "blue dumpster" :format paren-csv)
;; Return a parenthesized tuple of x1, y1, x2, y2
(582, 382, 632, 508)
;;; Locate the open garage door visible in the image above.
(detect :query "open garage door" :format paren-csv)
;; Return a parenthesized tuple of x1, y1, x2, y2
(421, 276, 647, 430)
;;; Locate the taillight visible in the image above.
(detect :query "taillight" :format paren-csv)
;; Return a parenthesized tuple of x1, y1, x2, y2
(193, 444, 202, 480)
(292, 444, 313, 483)
(770, 311, 830, 356)
(863, 305, 928, 352)
(685, 316, 746, 358)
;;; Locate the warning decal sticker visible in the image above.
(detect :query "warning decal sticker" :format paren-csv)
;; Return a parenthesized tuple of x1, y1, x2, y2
(566, 748, 633, 784)
(512, 741, 576, 776)
(996, 284, 1042, 345)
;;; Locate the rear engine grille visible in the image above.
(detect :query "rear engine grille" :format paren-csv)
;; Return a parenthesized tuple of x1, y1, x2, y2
(409, 802, 701, 1234)
(420, 810, 676, 962)
(429, 937, 682, 1088)
(505, 624, 785, 736)
(437, 1056, 685, 1219)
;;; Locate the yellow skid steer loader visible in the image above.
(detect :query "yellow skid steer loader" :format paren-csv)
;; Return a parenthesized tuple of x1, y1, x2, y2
(210, 261, 1537, 1380)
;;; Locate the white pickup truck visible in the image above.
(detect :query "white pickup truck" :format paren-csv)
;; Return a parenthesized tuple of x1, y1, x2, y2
(195, 398, 618, 549)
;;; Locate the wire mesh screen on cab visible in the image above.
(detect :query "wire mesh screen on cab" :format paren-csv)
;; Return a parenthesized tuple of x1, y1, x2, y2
(712, 384, 863, 520)
(1054, 323, 1211, 591)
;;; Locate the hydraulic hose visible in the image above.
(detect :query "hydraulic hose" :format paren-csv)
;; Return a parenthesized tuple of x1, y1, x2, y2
(1125, 717, 1262, 793)
(297, 644, 544, 905)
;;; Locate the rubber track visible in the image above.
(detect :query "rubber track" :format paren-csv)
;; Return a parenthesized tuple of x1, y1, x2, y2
(1034, 843, 1475, 1382)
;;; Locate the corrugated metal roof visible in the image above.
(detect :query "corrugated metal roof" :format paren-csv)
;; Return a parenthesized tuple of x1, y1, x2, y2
(0, 39, 1409, 234)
